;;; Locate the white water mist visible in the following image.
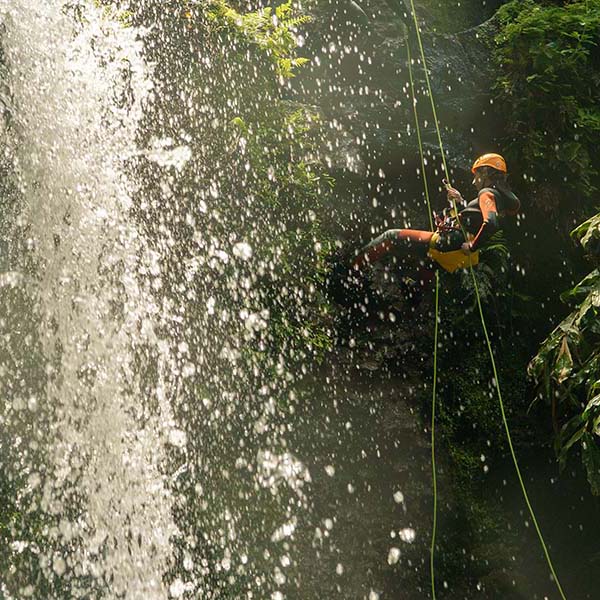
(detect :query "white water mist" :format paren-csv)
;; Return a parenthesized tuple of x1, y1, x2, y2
(0, 2, 179, 597)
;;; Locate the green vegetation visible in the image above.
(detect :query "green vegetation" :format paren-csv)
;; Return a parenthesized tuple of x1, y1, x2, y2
(529, 213, 600, 494)
(204, 0, 336, 366)
(494, 0, 600, 206)
(225, 103, 335, 363)
(138, 0, 336, 368)
(208, 0, 312, 77)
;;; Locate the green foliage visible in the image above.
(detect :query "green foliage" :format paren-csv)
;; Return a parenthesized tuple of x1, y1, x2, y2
(228, 106, 335, 364)
(208, 0, 311, 77)
(491, 0, 600, 490)
(572, 211, 600, 260)
(196, 2, 335, 365)
(93, 0, 133, 26)
(494, 0, 600, 202)
(581, 432, 600, 495)
(529, 213, 600, 494)
(133, 4, 335, 594)
(141, 0, 335, 370)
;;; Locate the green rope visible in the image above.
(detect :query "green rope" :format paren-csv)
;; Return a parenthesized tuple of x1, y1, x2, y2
(430, 270, 440, 599)
(406, 36, 434, 232)
(406, 2, 568, 599)
(468, 269, 568, 600)
(405, 31, 438, 600)
(408, 0, 450, 184)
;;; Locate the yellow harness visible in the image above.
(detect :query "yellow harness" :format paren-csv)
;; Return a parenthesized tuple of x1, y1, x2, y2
(427, 231, 480, 273)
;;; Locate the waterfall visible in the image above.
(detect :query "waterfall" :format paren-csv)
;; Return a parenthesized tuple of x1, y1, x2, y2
(0, 2, 179, 597)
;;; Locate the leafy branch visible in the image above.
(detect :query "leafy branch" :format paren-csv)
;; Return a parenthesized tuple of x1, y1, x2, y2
(529, 210, 600, 494)
(494, 0, 600, 205)
(208, 0, 311, 78)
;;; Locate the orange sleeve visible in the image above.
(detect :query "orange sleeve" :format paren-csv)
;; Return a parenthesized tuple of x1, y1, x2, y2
(470, 191, 498, 250)
(479, 192, 497, 220)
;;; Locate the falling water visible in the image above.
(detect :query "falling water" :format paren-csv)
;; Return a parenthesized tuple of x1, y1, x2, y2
(0, 1, 320, 598)
(0, 2, 178, 597)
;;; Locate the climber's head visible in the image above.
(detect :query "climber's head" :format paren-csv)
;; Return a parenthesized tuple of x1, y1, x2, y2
(471, 153, 507, 191)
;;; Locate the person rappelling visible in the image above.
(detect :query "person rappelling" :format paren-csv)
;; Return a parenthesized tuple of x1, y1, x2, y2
(352, 153, 520, 277)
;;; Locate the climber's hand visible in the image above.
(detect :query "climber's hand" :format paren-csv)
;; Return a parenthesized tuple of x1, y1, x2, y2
(446, 186, 462, 203)
(461, 242, 472, 255)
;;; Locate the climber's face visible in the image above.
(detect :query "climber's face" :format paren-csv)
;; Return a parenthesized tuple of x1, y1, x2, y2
(472, 169, 485, 191)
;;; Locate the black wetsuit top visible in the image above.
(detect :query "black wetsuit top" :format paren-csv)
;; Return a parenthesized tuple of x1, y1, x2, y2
(458, 187, 520, 250)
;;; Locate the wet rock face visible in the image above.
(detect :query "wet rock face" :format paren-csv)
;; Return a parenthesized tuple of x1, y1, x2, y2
(294, 0, 503, 180)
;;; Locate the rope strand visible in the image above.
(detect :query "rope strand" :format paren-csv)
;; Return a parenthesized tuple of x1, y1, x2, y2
(406, 36, 434, 232)
(408, 0, 450, 183)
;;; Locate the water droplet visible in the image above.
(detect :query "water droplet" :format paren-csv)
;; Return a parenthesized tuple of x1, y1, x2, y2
(233, 242, 253, 260)
(169, 579, 187, 598)
(387, 547, 401, 565)
(399, 528, 416, 543)
(52, 556, 66, 576)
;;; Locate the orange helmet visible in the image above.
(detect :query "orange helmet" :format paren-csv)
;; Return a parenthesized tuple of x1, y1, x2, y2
(471, 153, 507, 174)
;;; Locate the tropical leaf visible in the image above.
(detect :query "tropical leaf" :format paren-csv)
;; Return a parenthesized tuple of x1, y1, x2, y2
(555, 337, 574, 383)
(581, 432, 600, 495)
(556, 413, 586, 470)
(560, 269, 600, 304)
(530, 216, 600, 495)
